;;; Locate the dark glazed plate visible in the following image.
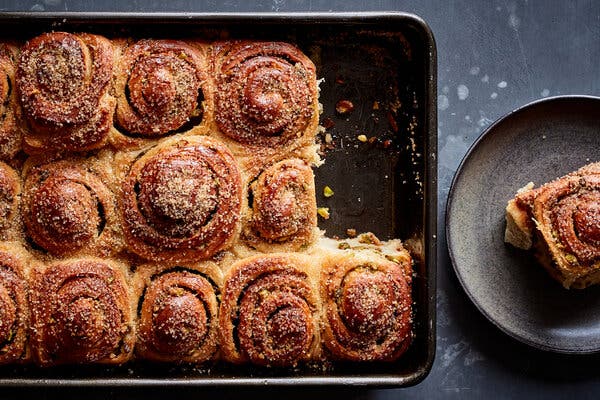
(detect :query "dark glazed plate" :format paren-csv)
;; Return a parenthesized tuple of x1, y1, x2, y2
(447, 95, 600, 353)
(0, 12, 437, 387)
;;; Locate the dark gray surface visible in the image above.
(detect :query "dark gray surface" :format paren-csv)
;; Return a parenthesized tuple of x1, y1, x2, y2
(447, 96, 600, 354)
(1, 0, 600, 399)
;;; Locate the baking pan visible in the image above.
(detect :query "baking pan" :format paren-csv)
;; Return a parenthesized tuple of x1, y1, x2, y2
(0, 11, 437, 387)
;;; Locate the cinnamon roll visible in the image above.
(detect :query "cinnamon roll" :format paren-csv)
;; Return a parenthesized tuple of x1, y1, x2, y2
(22, 157, 120, 258)
(16, 32, 115, 154)
(121, 135, 242, 262)
(29, 258, 135, 366)
(112, 39, 211, 149)
(505, 162, 600, 289)
(211, 41, 319, 175)
(0, 242, 30, 364)
(0, 161, 20, 239)
(319, 245, 413, 362)
(219, 253, 320, 367)
(239, 158, 318, 255)
(0, 43, 21, 160)
(134, 262, 222, 363)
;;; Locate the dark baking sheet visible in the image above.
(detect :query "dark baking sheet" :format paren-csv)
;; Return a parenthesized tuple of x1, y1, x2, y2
(0, 12, 437, 387)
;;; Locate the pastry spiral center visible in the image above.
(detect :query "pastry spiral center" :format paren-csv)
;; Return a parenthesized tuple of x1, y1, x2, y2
(34, 41, 85, 100)
(65, 297, 105, 348)
(138, 158, 218, 237)
(243, 68, 285, 127)
(132, 61, 176, 112)
(266, 304, 309, 353)
(34, 180, 98, 244)
(239, 286, 313, 366)
(154, 293, 206, 351)
(254, 171, 304, 240)
(341, 272, 394, 335)
(574, 202, 600, 244)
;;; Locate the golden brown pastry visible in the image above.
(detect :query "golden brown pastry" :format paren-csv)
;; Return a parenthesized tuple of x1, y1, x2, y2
(112, 39, 211, 149)
(505, 182, 536, 250)
(121, 135, 242, 263)
(318, 240, 413, 362)
(505, 162, 600, 289)
(0, 161, 20, 240)
(0, 34, 426, 370)
(0, 242, 30, 364)
(0, 43, 22, 160)
(211, 41, 320, 176)
(16, 32, 115, 154)
(238, 158, 319, 255)
(29, 257, 135, 366)
(219, 253, 320, 367)
(21, 156, 120, 258)
(134, 261, 222, 363)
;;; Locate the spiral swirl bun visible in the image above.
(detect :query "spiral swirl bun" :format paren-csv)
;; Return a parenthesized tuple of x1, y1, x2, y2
(136, 262, 222, 363)
(0, 162, 20, 237)
(242, 158, 317, 253)
(320, 251, 412, 362)
(115, 40, 209, 139)
(0, 244, 30, 364)
(219, 254, 320, 367)
(529, 163, 600, 288)
(0, 44, 21, 160)
(213, 41, 319, 174)
(16, 32, 115, 153)
(122, 136, 242, 262)
(22, 159, 118, 257)
(30, 258, 135, 366)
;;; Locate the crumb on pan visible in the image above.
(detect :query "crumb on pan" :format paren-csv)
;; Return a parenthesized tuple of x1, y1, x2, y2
(317, 207, 330, 219)
(335, 99, 354, 115)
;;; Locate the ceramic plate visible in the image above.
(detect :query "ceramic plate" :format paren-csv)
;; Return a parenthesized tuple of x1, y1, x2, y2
(446, 95, 600, 353)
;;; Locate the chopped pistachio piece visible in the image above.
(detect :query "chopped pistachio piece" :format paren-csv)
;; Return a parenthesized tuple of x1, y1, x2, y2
(385, 254, 402, 264)
(323, 186, 334, 197)
(317, 207, 330, 219)
(565, 254, 578, 265)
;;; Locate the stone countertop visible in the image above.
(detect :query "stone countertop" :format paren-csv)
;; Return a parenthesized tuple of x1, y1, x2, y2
(1, 1, 599, 399)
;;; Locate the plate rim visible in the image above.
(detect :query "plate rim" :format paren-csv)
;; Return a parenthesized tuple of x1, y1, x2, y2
(445, 94, 600, 354)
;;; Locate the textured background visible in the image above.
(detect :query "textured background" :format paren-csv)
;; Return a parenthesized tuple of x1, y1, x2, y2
(1, 1, 600, 399)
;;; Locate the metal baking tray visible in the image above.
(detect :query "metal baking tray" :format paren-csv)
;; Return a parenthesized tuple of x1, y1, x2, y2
(0, 11, 437, 387)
